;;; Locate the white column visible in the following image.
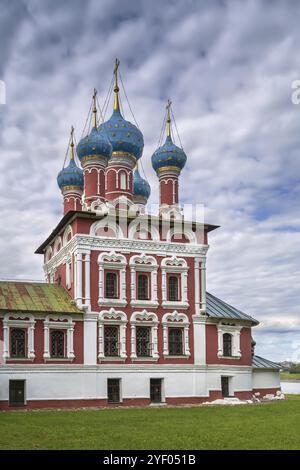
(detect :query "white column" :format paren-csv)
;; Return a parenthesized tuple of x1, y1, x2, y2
(43, 323, 50, 359)
(217, 328, 223, 357)
(152, 325, 159, 358)
(192, 316, 206, 365)
(151, 270, 158, 303)
(85, 253, 91, 309)
(67, 325, 75, 359)
(163, 324, 168, 356)
(28, 323, 36, 359)
(99, 265, 104, 302)
(98, 323, 104, 359)
(76, 252, 83, 307)
(184, 325, 190, 356)
(121, 266, 126, 303)
(84, 314, 98, 364)
(120, 323, 127, 358)
(182, 270, 188, 303)
(200, 260, 207, 312)
(162, 269, 167, 302)
(130, 324, 137, 358)
(130, 268, 136, 301)
(3, 323, 9, 359)
(194, 258, 201, 315)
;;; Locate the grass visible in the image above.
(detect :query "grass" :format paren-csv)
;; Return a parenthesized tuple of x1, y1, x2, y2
(0, 396, 300, 450)
(280, 371, 300, 381)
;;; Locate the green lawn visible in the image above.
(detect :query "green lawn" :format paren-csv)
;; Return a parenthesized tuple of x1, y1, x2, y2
(1, 396, 300, 450)
(280, 371, 300, 381)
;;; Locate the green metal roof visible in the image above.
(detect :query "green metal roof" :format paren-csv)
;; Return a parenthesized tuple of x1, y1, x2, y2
(0, 282, 83, 315)
(252, 355, 281, 370)
(206, 292, 259, 325)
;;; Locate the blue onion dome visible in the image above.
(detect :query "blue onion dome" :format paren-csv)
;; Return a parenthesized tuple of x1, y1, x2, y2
(133, 167, 151, 200)
(76, 126, 112, 162)
(99, 108, 144, 160)
(57, 157, 84, 191)
(151, 135, 187, 173)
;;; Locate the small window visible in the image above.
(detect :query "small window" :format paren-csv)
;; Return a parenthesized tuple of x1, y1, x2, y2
(120, 172, 127, 190)
(107, 378, 121, 403)
(9, 380, 25, 406)
(137, 274, 149, 300)
(105, 272, 118, 299)
(168, 276, 179, 301)
(168, 328, 183, 355)
(223, 333, 232, 357)
(104, 326, 119, 356)
(136, 326, 151, 357)
(51, 330, 65, 358)
(10, 328, 26, 358)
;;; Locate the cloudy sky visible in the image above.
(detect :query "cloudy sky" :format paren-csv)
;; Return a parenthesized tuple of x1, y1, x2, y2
(0, 0, 299, 361)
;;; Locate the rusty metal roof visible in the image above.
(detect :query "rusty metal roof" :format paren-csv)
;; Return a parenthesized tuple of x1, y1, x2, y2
(0, 281, 83, 315)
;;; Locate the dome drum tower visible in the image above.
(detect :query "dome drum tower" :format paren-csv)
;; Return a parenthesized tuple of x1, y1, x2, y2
(57, 127, 84, 215)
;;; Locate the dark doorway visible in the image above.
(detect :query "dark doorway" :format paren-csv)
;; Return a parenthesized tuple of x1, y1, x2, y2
(107, 378, 120, 403)
(221, 376, 230, 397)
(150, 378, 162, 403)
(9, 380, 25, 406)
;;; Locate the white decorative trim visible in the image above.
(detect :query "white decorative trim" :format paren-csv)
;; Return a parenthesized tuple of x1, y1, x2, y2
(90, 218, 124, 239)
(217, 323, 242, 359)
(166, 227, 197, 244)
(97, 251, 127, 307)
(128, 219, 160, 241)
(3, 313, 36, 360)
(66, 254, 72, 290)
(98, 308, 128, 360)
(161, 256, 189, 309)
(130, 310, 159, 360)
(129, 253, 158, 308)
(162, 311, 190, 357)
(53, 236, 62, 254)
(63, 224, 73, 246)
(43, 315, 75, 360)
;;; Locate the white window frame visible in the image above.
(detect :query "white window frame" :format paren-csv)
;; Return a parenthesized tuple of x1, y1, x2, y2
(130, 310, 159, 360)
(98, 251, 127, 307)
(162, 311, 190, 358)
(129, 254, 158, 308)
(161, 256, 189, 309)
(98, 308, 127, 360)
(2, 313, 36, 360)
(217, 323, 242, 359)
(43, 315, 75, 360)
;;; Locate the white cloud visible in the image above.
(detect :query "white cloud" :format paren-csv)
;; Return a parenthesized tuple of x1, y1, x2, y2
(0, 0, 299, 360)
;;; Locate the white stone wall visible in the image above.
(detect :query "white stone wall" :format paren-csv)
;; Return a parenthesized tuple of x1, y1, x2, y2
(252, 370, 280, 389)
(0, 366, 254, 402)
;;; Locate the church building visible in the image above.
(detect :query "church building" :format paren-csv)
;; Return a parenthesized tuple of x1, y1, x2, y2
(0, 61, 280, 409)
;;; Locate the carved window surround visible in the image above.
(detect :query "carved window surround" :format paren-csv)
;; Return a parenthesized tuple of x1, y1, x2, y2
(98, 308, 127, 360)
(3, 313, 36, 360)
(217, 323, 242, 359)
(98, 251, 127, 307)
(161, 256, 189, 309)
(162, 311, 190, 358)
(130, 310, 159, 360)
(129, 254, 158, 308)
(43, 315, 75, 360)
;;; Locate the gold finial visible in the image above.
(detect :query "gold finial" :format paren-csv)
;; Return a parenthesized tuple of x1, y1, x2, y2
(70, 126, 75, 161)
(113, 58, 120, 111)
(166, 99, 172, 138)
(92, 88, 97, 128)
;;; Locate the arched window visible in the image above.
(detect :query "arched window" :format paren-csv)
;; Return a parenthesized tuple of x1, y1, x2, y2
(168, 328, 183, 355)
(168, 276, 179, 301)
(223, 333, 232, 357)
(51, 331, 65, 358)
(11, 328, 26, 358)
(137, 274, 149, 300)
(120, 172, 127, 190)
(105, 272, 118, 299)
